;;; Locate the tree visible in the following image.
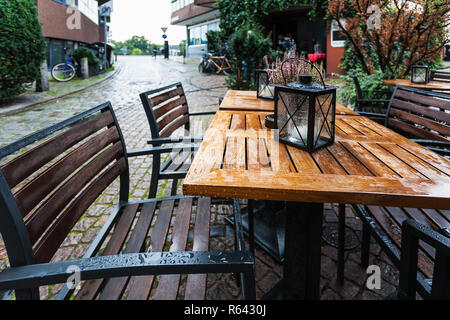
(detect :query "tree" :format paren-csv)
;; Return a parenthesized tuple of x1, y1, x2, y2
(328, 0, 450, 78)
(0, 0, 46, 103)
(125, 36, 151, 54)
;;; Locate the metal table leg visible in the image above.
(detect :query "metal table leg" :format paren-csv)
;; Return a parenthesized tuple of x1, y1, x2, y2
(283, 201, 323, 300)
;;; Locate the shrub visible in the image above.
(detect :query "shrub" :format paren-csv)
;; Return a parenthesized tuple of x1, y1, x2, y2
(0, 0, 46, 103)
(226, 24, 272, 90)
(73, 47, 100, 65)
(131, 48, 143, 56)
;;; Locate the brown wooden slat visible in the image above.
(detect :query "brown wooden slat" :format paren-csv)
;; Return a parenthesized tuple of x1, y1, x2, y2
(387, 118, 448, 142)
(246, 138, 270, 171)
(15, 126, 120, 217)
(98, 202, 157, 300)
(326, 143, 373, 176)
(246, 113, 262, 130)
(342, 118, 381, 136)
(361, 142, 425, 179)
(422, 209, 450, 227)
(153, 197, 193, 300)
(229, 112, 245, 130)
(285, 146, 321, 174)
(157, 105, 189, 132)
(391, 98, 450, 124)
(396, 89, 450, 111)
(223, 136, 246, 170)
(75, 203, 140, 300)
(150, 86, 184, 107)
(159, 115, 189, 138)
(266, 138, 294, 173)
(390, 107, 450, 137)
(335, 119, 364, 135)
(312, 148, 347, 175)
(1, 111, 114, 188)
(26, 142, 124, 246)
(153, 95, 187, 120)
(185, 197, 210, 300)
(33, 157, 127, 264)
(367, 205, 434, 278)
(380, 144, 449, 180)
(127, 199, 175, 300)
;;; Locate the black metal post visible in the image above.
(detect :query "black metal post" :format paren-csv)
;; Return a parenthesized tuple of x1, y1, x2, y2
(283, 202, 323, 299)
(337, 204, 345, 285)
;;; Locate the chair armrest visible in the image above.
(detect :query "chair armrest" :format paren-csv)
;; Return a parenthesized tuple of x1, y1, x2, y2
(147, 137, 204, 145)
(127, 144, 199, 157)
(411, 140, 450, 157)
(189, 111, 216, 116)
(0, 251, 254, 291)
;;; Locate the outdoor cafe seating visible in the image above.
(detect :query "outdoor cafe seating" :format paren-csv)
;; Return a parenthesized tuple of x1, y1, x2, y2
(0, 70, 449, 301)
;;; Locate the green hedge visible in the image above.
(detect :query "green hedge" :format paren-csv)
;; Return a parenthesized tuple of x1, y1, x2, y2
(73, 47, 100, 65)
(0, 0, 46, 103)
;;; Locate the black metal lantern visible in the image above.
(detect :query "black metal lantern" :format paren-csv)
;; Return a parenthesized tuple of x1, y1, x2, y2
(411, 65, 430, 84)
(273, 58, 337, 153)
(256, 69, 275, 100)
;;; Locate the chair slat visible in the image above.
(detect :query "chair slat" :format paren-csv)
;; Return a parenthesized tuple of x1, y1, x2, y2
(1, 111, 114, 188)
(158, 115, 189, 138)
(26, 142, 124, 246)
(390, 107, 450, 137)
(185, 197, 210, 300)
(153, 96, 187, 119)
(387, 118, 448, 142)
(150, 86, 184, 107)
(33, 157, 127, 264)
(391, 98, 450, 124)
(15, 126, 120, 217)
(98, 202, 157, 300)
(76, 203, 140, 300)
(153, 197, 193, 300)
(126, 199, 175, 300)
(157, 105, 189, 132)
(395, 89, 450, 111)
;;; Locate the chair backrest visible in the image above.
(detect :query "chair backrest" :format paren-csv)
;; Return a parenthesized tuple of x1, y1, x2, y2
(398, 219, 450, 300)
(385, 86, 450, 142)
(139, 82, 190, 139)
(0, 103, 129, 269)
(430, 70, 450, 83)
(349, 71, 363, 101)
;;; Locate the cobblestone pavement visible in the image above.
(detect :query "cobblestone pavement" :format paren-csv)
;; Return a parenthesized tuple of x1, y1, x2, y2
(0, 56, 398, 300)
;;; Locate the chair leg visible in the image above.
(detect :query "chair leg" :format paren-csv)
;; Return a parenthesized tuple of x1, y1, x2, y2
(361, 223, 371, 268)
(241, 268, 256, 300)
(170, 178, 179, 196)
(248, 200, 255, 256)
(337, 204, 346, 285)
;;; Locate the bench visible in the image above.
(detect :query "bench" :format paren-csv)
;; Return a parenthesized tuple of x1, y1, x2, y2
(0, 102, 255, 300)
(430, 70, 450, 83)
(344, 86, 450, 298)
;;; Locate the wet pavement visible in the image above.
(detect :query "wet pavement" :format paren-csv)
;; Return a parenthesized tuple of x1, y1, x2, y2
(0, 56, 398, 300)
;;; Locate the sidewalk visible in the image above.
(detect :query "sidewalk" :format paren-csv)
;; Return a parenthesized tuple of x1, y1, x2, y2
(0, 64, 121, 117)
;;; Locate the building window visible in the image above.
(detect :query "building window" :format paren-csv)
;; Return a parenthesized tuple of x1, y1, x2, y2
(171, 0, 194, 12)
(188, 20, 220, 46)
(331, 20, 346, 48)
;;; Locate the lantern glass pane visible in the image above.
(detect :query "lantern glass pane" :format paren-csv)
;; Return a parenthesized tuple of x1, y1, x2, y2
(314, 93, 334, 149)
(277, 90, 309, 147)
(413, 68, 427, 83)
(258, 72, 274, 99)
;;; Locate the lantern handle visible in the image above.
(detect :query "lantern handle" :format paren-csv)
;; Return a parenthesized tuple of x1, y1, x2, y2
(280, 57, 326, 88)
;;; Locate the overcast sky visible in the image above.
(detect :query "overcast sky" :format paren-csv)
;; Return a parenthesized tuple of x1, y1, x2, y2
(110, 0, 187, 44)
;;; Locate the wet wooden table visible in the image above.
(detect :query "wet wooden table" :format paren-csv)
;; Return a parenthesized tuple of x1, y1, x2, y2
(384, 79, 450, 91)
(220, 90, 360, 115)
(184, 99, 450, 300)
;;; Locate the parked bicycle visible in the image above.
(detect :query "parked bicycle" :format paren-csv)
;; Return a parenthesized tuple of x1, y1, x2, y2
(198, 45, 232, 75)
(51, 54, 77, 82)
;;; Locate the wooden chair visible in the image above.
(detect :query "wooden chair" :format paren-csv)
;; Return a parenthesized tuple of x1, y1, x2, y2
(0, 103, 255, 300)
(395, 219, 450, 300)
(349, 71, 391, 123)
(139, 82, 216, 198)
(430, 70, 450, 83)
(336, 86, 450, 297)
(383, 86, 450, 157)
